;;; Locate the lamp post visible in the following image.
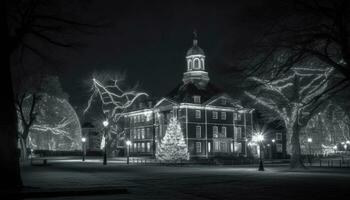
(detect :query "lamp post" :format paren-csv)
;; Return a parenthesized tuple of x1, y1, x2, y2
(126, 140, 131, 164)
(81, 137, 86, 162)
(103, 120, 109, 165)
(252, 132, 264, 171)
(307, 137, 312, 165)
(271, 139, 275, 159)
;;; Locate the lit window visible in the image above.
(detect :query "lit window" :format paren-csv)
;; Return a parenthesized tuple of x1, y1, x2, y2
(222, 126, 227, 137)
(147, 142, 151, 152)
(196, 142, 201, 153)
(233, 113, 237, 120)
(221, 112, 226, 120)
(208, 142, 211, 153)
(133, 143, 136, 152)
(276, 132, 282, 140)
(193, 95, 201, 104)
(141, 143, 145, 152)
(234, 127, 241, 140)
(237, 113, 242, 120)
(194, 58, 200, 69)
(214, 141, 219, 151)
(196, 126, 201, 138)
(141, 128, 145, 139)
(195, 110, 201, 118)
(213, 126, 218, 138)
(212, 111, 218, 119)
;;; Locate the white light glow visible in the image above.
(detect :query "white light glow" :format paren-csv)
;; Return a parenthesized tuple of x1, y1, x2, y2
(252, 132, 264, 143)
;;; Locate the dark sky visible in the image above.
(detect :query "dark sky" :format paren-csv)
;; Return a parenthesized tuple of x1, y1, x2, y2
(49, 0, 285, 109)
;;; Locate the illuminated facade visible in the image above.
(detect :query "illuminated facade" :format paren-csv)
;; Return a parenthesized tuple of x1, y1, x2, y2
(123, 35, 254, 158)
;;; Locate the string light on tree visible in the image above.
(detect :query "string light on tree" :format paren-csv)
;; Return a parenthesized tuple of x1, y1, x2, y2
(156, 117, 189, 162)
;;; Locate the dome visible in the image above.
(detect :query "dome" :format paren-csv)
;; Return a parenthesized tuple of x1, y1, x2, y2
(186, 45, 205, 56)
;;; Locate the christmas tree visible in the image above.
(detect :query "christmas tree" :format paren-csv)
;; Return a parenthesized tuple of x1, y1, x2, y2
(156, 117, 189, 161)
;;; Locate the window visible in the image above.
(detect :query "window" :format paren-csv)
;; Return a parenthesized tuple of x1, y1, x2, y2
(133, 143, 136, 152)
(276, 144, 283, 152)
(141, 143, 145, 152)
(137, 129, 141, 139)
(234, 142, 242, 153)
(214, 141, 219, 151)
(196, 126, 201, 138)
(212, 111, 218, 119)
(233, 113, 237, 120)
(234, 127, 241, 140)
(276, 132, 282, 140)
(208, 142, 211, 153)
(221, 112, 226, 120)
(148, 101, 152, 108)
(237, 113, 242, 120)
(193, 95, 201, 104)
(146, 142, 151, 152)
(130, 129, 134, 138)
(195, 110, 201, 118)
(194, 58, 200, 69)
(196, 142, 201, 153)
(220, 142, 227, 152)
(141, 128, 145, 139)
(213, 126, 218, 138)
(222, 126, 227, 137)
(130, 117, 133, 124)
(146, 128, 151, 138)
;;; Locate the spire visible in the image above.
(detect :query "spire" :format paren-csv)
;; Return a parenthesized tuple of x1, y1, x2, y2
(193, 29, 198, 46)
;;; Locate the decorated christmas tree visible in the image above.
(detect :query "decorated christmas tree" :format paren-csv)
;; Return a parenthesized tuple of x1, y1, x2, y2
(156, 117, 189, 161)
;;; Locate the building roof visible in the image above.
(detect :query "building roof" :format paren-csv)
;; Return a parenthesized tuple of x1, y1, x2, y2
(186, 45, 205, 56)
(167, 81, 223, 103)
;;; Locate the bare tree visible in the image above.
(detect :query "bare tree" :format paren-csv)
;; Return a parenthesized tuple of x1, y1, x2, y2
(2, 0, 99, 189)
(246, 0, 350, 104)
(15, 75, 69, 159)
(84, 73, 148, 154)
(245, 64, 332, 168)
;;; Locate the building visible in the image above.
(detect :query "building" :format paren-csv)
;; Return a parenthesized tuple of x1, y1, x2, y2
(123, 35, 254, 159)
(81, 122, 102, 152)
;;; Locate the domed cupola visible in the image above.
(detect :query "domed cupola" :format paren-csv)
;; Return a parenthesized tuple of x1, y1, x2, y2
(183, 31, 210, 86)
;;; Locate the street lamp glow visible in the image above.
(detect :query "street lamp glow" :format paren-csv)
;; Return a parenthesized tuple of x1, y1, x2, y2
(103, 120, 109, 127)
(126, 140, 132, 146)
(272, 139, 275, 143)
(333, 145, 337, 150)
(81, 137, 86, 143)
(307, 138, 312, 143)
(346, 140, 350, 144)
(252, 132, 264, 143)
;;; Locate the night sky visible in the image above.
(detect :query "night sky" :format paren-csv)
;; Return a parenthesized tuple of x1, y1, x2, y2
(48, 0, 286, 109)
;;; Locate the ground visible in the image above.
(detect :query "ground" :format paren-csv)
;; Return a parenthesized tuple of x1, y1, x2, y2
(19, 158, 350, 200)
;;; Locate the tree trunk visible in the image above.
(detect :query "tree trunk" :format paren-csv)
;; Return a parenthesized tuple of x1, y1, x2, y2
(19, 135, 28, 161)
(290, 122, 305, 169)
(0, 1, 23, 190)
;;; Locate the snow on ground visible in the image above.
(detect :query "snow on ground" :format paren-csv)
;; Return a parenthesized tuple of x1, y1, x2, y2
(22, 158, 350, 200)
